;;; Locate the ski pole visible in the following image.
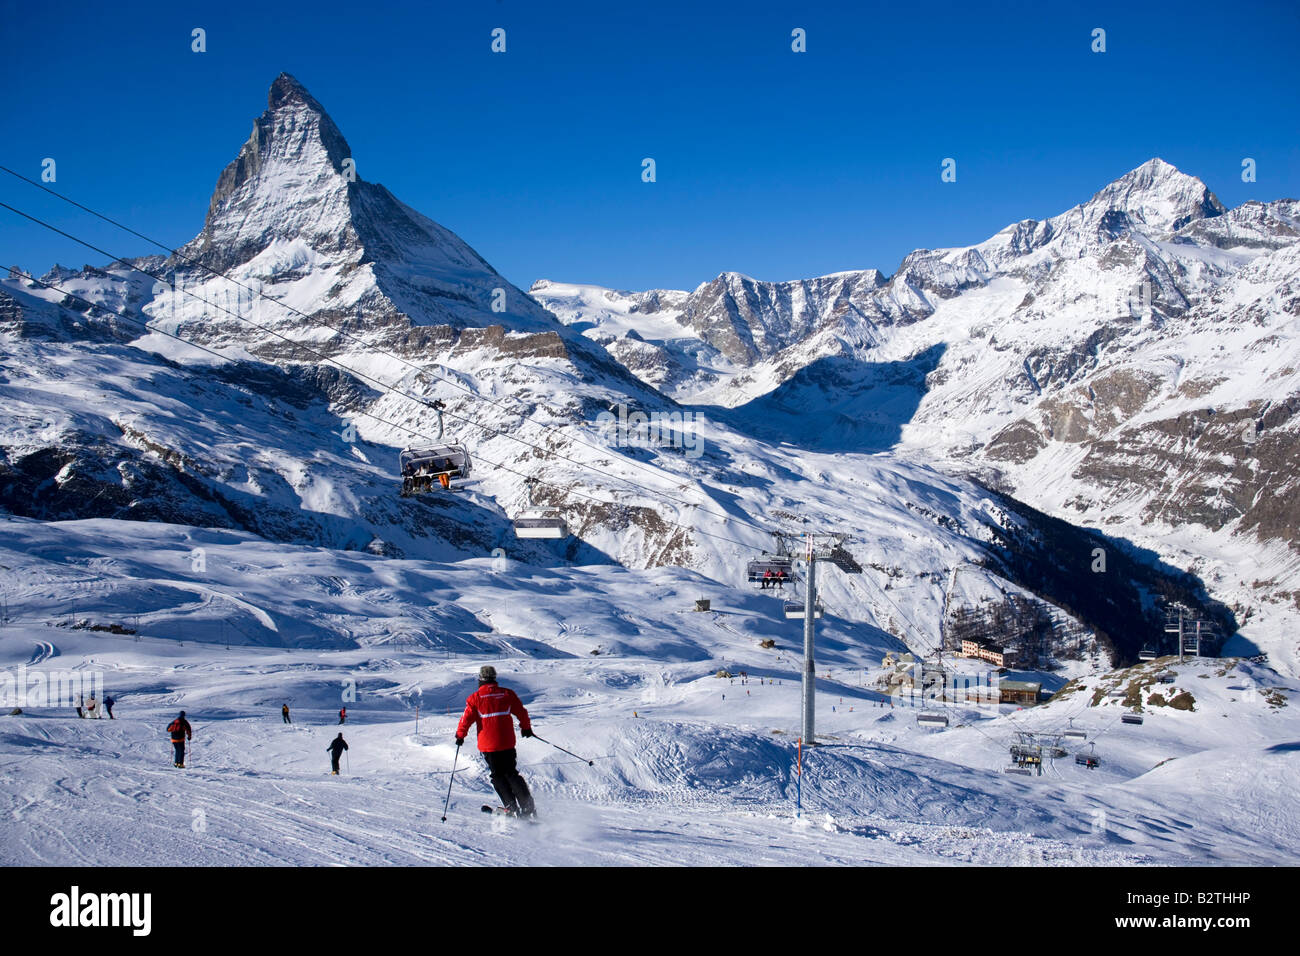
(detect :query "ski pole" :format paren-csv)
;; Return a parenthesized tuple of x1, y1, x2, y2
(529, 733, 594, 766)
(441, 743, 460, 822)
(346, 749, 350, 775)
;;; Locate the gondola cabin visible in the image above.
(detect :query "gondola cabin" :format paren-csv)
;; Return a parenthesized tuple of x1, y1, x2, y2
(399, 445, 471, 496)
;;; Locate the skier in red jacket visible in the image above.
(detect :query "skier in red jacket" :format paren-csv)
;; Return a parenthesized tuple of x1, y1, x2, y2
(455, 665, 536, 818)
(167, 711, 192, 768)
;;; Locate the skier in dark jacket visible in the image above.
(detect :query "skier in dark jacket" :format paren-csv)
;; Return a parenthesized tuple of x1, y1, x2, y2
(167, 711, 192, 768)
(282, 703, 291, 724)
(327, 733, 348, 774)
(104, 695, 115, 719)
(455, 665, 536, 818)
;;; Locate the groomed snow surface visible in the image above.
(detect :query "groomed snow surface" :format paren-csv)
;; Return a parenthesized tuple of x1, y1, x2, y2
(2, 518, 1296, 866)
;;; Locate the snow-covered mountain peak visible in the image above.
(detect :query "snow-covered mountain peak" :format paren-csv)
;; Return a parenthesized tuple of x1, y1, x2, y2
(187, 74, 359, 274)
(1073, 157, 1226, 236)
(169, 74, 569, 336)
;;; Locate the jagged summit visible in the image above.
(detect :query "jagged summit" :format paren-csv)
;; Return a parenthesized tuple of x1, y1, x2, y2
(267, 72, 319, 111)
(168, 73, 571, 337)
(1080, 157, 1225, 234)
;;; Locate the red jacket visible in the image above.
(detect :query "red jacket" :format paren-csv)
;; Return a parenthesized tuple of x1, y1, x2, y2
(456, 682, 531, 752)
(167, 717, 192, 742)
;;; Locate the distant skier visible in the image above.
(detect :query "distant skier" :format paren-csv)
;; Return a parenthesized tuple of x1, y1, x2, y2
(282, 704, 291, 724)
(76, 695, 84, 719)
(327, 733, 348, 774)
(104, 695, 115, 719)
(167, 711, 192, 768)
(338, 707, 346, 725)
(455, 665, 536, 818)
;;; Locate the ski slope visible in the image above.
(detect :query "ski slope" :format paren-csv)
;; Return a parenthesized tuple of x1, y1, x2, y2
(2, 518, 1295, 866)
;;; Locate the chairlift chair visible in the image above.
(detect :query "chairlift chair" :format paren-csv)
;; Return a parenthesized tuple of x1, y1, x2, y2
(1064, 729, 1088, 739)
(1157, 672, 1175, 684)
(746, 555, 793, 590)
(783, 601, 824, 620)
(916, 712, 949, 728)
(1075, 753, 1100, 768)
(1121, 713, 1144, 725)
(512, 478, 569, 539)
(399, 445, 472, 496)
(1138, 644, 1158, 661)
(513, 509, 568, 539)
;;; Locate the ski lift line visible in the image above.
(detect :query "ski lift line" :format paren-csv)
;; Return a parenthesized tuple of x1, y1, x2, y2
(6, 273, 772, 555)
(0, 175, 758, 522)
(848, 566, 935, 654)
(0, 201, 776, 544)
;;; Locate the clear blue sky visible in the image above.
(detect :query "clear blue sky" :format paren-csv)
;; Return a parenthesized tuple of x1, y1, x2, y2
(2, 0, 1297, 292)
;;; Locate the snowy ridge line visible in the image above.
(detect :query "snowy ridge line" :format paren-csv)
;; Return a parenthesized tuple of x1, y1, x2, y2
(7, 268, 765, 555)
(0, 199, 758, 536)
(0, 166, 749, 518)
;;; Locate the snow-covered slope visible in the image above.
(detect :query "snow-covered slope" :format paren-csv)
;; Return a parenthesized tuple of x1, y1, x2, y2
(1, 517, 1294, 865)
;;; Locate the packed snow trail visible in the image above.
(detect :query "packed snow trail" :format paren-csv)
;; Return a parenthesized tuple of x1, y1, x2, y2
(1, 522, 1297, 866)
(3, 627, 1297, 865)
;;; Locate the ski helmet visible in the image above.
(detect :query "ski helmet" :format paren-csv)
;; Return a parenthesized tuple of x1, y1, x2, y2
(478, 665, 497, 683)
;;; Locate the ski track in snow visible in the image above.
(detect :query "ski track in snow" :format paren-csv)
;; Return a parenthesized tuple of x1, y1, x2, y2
(2, 563, 1296, 866)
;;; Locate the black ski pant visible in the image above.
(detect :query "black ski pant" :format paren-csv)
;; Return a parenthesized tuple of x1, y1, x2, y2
(483, 748, 534, 814)
(172, 740, 185, 765)
(330, 753, 341, 772)
(283, 713, 291, 724)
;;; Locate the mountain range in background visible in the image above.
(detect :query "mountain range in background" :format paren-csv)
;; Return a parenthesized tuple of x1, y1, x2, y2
(2, 73, 1295, 674)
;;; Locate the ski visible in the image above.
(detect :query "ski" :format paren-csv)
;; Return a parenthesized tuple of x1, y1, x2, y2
(481, 805, 538, 821)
